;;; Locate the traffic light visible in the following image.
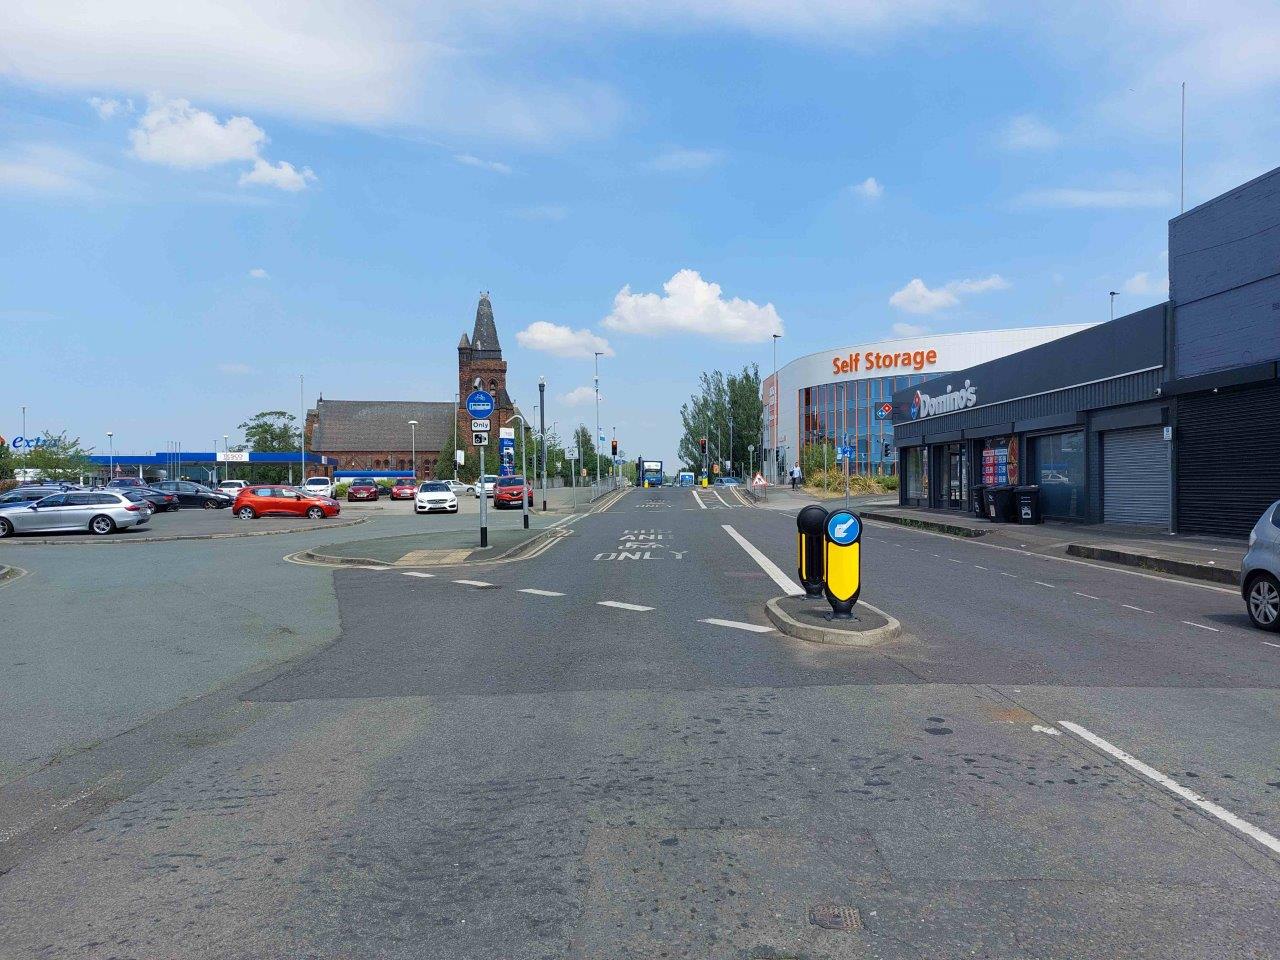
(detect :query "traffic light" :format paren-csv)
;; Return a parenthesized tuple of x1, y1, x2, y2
(611, 438, 618, 456)
(699, 437, 707, 454)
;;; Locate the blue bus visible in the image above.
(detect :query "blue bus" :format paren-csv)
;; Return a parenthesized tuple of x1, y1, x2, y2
(638, 459, 664, 487)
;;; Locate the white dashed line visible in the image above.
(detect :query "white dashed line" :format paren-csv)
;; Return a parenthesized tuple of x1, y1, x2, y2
(366, 566, 391, 571)
(1058, 720, 1280, 856)
(1181, 620, 1220, 632)
(401, 571, 435, 578)
(973, 565, 988, 570)
(1264, 641, 1280, 649)
(1122, 604, 1153, 614)
(1074, 592, 1100, 600)
(699, 618, 775, 634)
(1033, 581, 1056, 588)
(722, 524, 804, 597)
(999, 572, 1018, 578)
(597, 600, 655, 612)
(710, 489, 731, 507)
(453, 579, 494, 587)
(948, 558, 963, 564)
(692, 491, 707, 509)
(520, 588, 565, 597)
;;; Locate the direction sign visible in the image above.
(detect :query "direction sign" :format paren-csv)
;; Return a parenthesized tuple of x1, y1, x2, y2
(471, 418, 491, 432)
(465, 390, 494, 418)
(473, 432, 489, 446)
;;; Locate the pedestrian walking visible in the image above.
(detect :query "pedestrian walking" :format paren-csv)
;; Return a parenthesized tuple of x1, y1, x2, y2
(790, 464, 801, 490)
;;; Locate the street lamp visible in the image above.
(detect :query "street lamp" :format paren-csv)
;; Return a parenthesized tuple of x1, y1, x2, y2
(509, 413, 532, 528)
(106, 431, 114, 481)
(593, 352, 603, 487)
(538, 376, 547, 511)
(1109, 291, 1119, 321)
(771, 332, 782, 484)
(408, 420, 418, 480)
(728, 412, 734, 478)
(222, 434, 230, 484)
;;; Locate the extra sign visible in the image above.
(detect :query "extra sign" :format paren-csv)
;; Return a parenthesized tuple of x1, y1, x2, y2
(473, 432, 489, 446)
(823, 509, 862, 618)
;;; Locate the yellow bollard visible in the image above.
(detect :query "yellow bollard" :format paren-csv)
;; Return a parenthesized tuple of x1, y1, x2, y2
(822, 510, 862, 618)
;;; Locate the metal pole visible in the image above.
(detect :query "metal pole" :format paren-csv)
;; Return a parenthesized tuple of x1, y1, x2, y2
(409, 420, 417, 480)
(1181, 81, 1186, 214)
(479, 440, 488, 548)
(539, 377, 547, 511)
(107, 431, 113, 479)
(299, 374, 305, 483)
(21, 405, 26, 439)
(572, 436, 578, 510)
(452, 391, 459, 480)
(510, 414, 530, 529)
(771, 333, 780, 484)
(224, 435, 229, 483)
(593, 352, 602, 488)
(729, 414, 734, 479)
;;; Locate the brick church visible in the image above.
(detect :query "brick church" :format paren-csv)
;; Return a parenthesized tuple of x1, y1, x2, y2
(306, 293, 516, 478)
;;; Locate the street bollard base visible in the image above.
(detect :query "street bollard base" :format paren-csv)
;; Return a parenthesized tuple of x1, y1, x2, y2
(480, 526, 488, 548)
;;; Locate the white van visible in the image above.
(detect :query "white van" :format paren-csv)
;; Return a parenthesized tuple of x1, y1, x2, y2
(303, 476, 335, 498)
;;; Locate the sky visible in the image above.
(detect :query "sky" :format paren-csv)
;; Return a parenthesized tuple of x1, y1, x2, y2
(4, 1, 1280, 464)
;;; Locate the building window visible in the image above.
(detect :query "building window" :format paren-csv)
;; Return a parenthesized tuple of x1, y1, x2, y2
(903, 447, 926, 500)
(1033, 431, 1085, 520)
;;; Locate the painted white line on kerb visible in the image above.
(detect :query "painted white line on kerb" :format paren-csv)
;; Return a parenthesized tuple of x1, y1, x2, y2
(1122, 604, 1153, 614)
(1182, 620, 1220, 632)
(401, 571, 435, 578)
(453, 579, 493, 587)
(520, 588, 564, 597)
(722, 524, 804, 597)
(692, 490, 707, 509)
(699, 617, 775, 634)
(597, 600, 654, 612)
(1058, 720, 1280, 856)
(710, 488, 731, 507)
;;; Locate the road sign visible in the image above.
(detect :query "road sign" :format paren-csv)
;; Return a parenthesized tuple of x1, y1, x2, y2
(471, 418, 491, 432)
(473, 432, 489, 446)
(499, 426, 515, 439)
(823, 509, 862, 619)
(566, 449, 579, 460)
(498, 435, 515, 476)
(465, 390, 494, 418)
(748, 443, 755, 453)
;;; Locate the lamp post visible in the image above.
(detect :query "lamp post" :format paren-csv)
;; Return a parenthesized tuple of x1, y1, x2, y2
(106, 431, 114, 481)
(20, 405, 26, 440)
(538, 376, 547, 511)
(728, 412, 734, 479)
(408, 420, 418, 481)
(771, 332, 781, 484)
(1109, 291, 1118, 321)
(509, 413, 531, 528)
(223, 434, 229, 483)
(593, 352, 603, 487)
(452, 391, 460, 480)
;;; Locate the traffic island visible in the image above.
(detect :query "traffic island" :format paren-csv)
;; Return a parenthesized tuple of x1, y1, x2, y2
(766, 595, 901, 646)
(298, 523, 569, 568)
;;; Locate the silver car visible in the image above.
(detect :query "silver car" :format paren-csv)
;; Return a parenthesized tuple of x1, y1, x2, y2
(0, 489, 152, 537)
(1242, 500, 1280, 632)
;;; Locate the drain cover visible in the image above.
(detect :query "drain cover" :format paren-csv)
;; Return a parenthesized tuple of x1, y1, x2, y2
(809, 903, 862, 931)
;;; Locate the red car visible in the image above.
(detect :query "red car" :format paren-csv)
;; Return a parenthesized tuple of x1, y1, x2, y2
(346, 479, 379, 502)
(493, 476, 533, 509)
(390, 480, 417, 500)
(233, 485, 341, 520)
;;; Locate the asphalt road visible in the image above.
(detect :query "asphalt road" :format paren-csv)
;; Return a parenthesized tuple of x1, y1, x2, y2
(1, 485, 1278, 958)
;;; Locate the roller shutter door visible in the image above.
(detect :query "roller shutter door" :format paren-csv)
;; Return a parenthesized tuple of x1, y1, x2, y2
(1103, 426, 1169, 525)
(1177, 381, 1280, 538)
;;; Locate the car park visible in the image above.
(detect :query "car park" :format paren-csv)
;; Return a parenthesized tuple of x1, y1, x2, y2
(152, 480, 233, 509)
(414, 481, 459, 514)
(1242, 500, 1280, 632)
(233, 485, 341, 520)
(493, 475, 532, 509)
(106, 477, 147, 489)
(302, 476, 334, 498)
(0, 489, 151, 537)
(347, 479, 380, 502)
(390, 479, 418, 500)
(130, 486, 181, 512)
(475, 474, 498, 498)
(0, 485, 76, 507)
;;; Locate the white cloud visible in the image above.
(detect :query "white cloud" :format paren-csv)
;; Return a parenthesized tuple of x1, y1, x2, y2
(1016, 187, 1173, 209)
(516, 321, 614, 359)
(850, 176, 884, 199)
(88, 96, 130, 119)
(248, 267, 269, 279)
(999, 114, 1061, 151)
(1123, 270, 1168, 297)
(129, 97, 314, 190)
(891, 321, 929, 337)
(455, 153, 512, 175)
(560, 386, 597, 406)
(889, 275, 1010, 315)
(217, 362, 255, 375)
(645, 148, 723, 172)
(602, 269, 784, 343)
(0, 144, 102, 195)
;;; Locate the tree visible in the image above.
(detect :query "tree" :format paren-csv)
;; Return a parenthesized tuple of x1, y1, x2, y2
(0, 440, 13, 481)
(237, 411, 300, 452)
(677, 365, 762, 476)
(20, 432, 95, 482)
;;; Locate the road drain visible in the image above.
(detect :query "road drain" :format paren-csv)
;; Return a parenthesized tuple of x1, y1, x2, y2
(808, 902, 862, 931)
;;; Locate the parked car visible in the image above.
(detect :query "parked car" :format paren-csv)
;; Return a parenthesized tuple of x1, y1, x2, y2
(0, 485, 72, 507)
(106, 477, 147, 489)
(493, 475, 533, 509)
(217, 479, 248, 497)
(414, 481, 459, 514)
(443, 479, 475, 497)
(302, 476, 334, 498)
(347, 479, 380, 502)
(0, 489, 151, 537)
(475, 474, 499, 498)
(713, 476, 741, 487)
(233, 485, 341, 520)
(1242, 500, 1280, 632)
(152, 480, 234, 509)
(130, 486, 181, 512)
(390, 479, 418, 500)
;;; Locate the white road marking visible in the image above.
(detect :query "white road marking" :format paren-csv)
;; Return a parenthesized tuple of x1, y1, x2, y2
(710, 488, 731, 507)
(366, 566, 391, 571)
(1181, 620, 1220, 632)
(692, 490, 707, 509)
(722, 524, 804, 597)
(1033, 581, 1056, 588)
(948, 558, 963, 564)
(453, 579, 494, 587)
(520, 588, 564, 597)
(1122, 604, 1153, 613)
(973, 565, 988, 570)
(1058, 720, 1280, 856)
(1031, 724, 1061, 736)
(999, 572, 1018, 578)
(1074, 592, 1100, 600)
(597, 600, 655, 612)
(1264, 641, 1280, 649)
(699, 617, 775, 633)
(401, 571, 435, 578)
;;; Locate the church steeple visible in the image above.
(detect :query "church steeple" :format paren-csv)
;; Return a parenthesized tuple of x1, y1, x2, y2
(469, 292, 502, 359)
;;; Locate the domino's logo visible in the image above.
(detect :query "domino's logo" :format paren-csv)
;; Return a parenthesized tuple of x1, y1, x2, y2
(909, 391, 921, 420)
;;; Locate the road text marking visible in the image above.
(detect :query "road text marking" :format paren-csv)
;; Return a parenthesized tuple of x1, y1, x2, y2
(722, 524, 804, 597)
(1058, 720, 1280, 856)
(699, 618, 775, 633)
(597, 600, 654, 612)
(520, 588, 564, 597)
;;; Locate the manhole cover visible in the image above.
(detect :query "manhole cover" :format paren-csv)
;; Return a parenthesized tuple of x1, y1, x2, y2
(808, 903, 862, 931)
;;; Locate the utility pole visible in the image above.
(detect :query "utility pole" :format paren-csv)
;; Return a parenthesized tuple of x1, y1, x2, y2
(299, 374, 306, 483)
(593, 351, 603, 487)
(20, 405, 26, 440)
(728, 412, 734, 479)
(538, 376, 547, 511)
(771, 332, 781, 484)
(452, 391, 459, 480)
(107, 431, 114, 480)
(408, 420, 417, 480)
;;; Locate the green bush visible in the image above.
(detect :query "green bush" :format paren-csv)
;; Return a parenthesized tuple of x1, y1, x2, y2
(333, 482, 351, 498)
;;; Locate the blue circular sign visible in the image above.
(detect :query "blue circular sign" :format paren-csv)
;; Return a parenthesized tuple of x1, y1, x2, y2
(826, 510, 861, 546)
(465, 390, 494, 417)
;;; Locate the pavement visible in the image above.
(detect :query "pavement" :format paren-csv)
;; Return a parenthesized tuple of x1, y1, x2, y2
(1, 484, 1278, 958)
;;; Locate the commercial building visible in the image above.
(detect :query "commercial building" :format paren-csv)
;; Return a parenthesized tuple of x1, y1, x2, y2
(892, 164, 1280, 537)
(306, 293, 517, 478)
(762, 326, 1092, 478)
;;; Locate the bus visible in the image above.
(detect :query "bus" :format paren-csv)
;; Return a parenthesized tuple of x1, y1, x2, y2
(637, 459, 664, 487)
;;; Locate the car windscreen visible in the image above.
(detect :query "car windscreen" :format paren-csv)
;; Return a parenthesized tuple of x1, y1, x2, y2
(419, 483, 448, 492)
(496, 477, 525, 487)
(304, 479, 328, 486)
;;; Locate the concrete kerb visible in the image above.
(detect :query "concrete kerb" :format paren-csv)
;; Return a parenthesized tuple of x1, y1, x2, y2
(859, 509, 987, 539)
(1065, 543, 1241, 586)
(766, 595, 902, 646)
(0, 514, 371, 547)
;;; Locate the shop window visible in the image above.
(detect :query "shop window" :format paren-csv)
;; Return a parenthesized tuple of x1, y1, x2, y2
(903, 447, 926, 499)
(1033, 431, 1085, 520)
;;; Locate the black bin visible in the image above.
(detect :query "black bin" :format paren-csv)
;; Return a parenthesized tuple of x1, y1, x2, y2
(971, 484, 989, 519)
(1014, 485, 1042, 524)
(986, 485, 1015, 523)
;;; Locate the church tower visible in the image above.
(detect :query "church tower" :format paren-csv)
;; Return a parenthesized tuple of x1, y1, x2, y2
(457, 293, 514, 446)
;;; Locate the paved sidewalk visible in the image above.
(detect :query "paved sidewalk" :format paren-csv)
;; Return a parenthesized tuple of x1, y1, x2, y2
(860, 503, 1247, 586)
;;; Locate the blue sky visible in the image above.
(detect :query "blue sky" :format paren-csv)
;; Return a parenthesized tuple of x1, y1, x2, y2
(4, 2, 1279, 463)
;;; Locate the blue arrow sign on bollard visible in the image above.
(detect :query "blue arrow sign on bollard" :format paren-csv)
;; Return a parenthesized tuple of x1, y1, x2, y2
(465, 390, 494, 418)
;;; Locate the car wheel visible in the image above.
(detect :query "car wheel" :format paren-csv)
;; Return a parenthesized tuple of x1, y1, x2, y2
(237, 506, 256, 520)
(1246, 573, 1280, 632)
(202, 499, 216, 509)
(0, 517, 12, 538)
(307, 506, 325, 519)
(89, 514, 115, 536)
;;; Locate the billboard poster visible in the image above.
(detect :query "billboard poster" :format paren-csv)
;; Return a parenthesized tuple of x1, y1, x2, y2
(498, 436, 516, 476)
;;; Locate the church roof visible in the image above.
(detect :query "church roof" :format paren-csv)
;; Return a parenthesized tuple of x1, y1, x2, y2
(311, 399, 457, 452)
(469, 293, 502, 359)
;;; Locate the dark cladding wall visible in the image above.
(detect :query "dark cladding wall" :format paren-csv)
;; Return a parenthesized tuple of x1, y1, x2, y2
(1170, 165, 1280, 378)
(892, 306, 1166, 441)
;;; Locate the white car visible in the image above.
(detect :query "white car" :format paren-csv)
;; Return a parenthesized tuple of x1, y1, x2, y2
(303, 476, 334, 498)
(217, 479, 248, 496)
(443, 479, 475, 497)
(415, 481, 459, 514)
(474, 474, 498, 498)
